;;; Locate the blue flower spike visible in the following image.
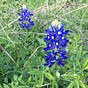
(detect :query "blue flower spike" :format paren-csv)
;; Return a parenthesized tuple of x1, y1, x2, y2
(18, 4, 34, 30)
(44, 19, 69, 67)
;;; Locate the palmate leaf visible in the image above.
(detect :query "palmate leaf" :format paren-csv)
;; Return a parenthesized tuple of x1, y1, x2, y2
(67, 81, 74, 88)
(84, 65, 88, 70)
(61, 73, 80, 81)
(0, 0, 88, 88)
(67, 80, 86, 88)
(79, 80, 86, 88)
(11, 82, 14, 88)
(75, 80, 79, 88)
(28, 70, 44, 87)
(27, 77, 31, 85)
(3, 84, 9, 88)
(82, 58, 88, 70)
(43, 72, 53, 80)
(18, 75, 25, 85)
(36, 75, 44, 87)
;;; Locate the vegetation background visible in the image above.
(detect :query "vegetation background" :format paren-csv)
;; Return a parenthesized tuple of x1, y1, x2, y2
(0, 0, 88, 88)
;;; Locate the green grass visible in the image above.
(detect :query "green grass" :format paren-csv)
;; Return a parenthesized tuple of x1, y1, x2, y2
(0, 0, 88, 88)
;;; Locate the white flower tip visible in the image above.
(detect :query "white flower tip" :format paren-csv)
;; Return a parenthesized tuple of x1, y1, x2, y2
(58, 22, 62, 29)
(52, 19, 59, 26)
(23, 4, 26, 9)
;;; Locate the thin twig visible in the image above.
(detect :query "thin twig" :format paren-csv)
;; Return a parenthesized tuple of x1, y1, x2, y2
(0, 45, 19, 67)
(22, 46, 40, 69)
(33, 5, 48, 14)
(0, 70, 21, 77)
(38, 83, 51, 87)
(9, 31, 46, 35)
(3, 3, 88, 29)
(3, 19, 18, 30)
(61, 4, 88, 17)
(0, 23, 14, 45)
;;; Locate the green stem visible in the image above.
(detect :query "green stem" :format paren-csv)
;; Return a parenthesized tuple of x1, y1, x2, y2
(51, 67, 58, 88)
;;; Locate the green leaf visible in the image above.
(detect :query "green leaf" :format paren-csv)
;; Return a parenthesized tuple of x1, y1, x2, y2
(18, 86, 28, 88)
(56, 71, 60, 78)
(67, 81, 74, 88)
(29, 70, 43, 76)
(18, 75, 25, 85)
(0, 85, 3, 88)
(84, 65, 88, 70)
(79, 80, 86, 88)
(83, 58, 88, 68)
(61, 73, 80, 81)
(43, 72, 53, 80)
(4, 78, 8, 83)
(75, 80, 79, 88)
(27, 77, 31, 85)
(37, 38, 46, 45)
(36, 75, 44, 87)
(3, 84, 9, 88)
(10, 82, 14, 88)
(13, 75, 18, 81)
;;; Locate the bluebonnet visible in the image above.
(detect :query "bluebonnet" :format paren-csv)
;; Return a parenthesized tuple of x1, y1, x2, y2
(18, 5, 34, 30)
(44, 19, 69, 67)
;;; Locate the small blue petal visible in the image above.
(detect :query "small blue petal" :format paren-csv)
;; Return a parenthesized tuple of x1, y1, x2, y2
(44, 62, 49, 66)
(20, 23, 26, 28)
(64, 30, 69, 34)
(44, 21, 69, 67)
(56, 59, 64, 66)
(18, 6, 34, 30)
(45, 29, 51, 35)
(49, 62, 55, 67)
(30, 21, 34, 26)
(25, 25, 30, 30)
(60, 51, 66, 56)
